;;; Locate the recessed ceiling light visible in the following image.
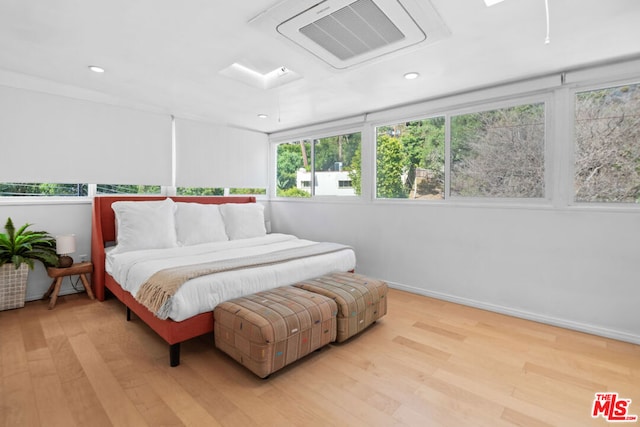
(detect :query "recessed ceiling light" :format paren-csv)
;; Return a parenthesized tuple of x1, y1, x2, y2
(404, 72, 420, 80)
(88, 65, 105, 73)
(257, 114, 268, 119)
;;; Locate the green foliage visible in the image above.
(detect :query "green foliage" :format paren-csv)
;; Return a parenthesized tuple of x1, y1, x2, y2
(276, 187, 311, 198)
(375, 119, 445, 199)
(98, 184, 161, 194)
(276, 134, 361, 197)
(176, 187, 224, 196)
(314, 134, 361, 171)
(276, 143, 308, 191)
(229, 188, 266, 195)
(376, 134, 407, 198)
(348, 144, 362, 195)
(400, 118, 445, 197)
(0, 183, 87, 196)
(314, 137, 340, 171)
(450, 114, 482, 166)
(0, 218, 58, 269)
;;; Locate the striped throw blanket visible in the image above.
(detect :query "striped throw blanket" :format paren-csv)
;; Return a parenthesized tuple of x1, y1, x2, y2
(136, 242, 351, 319)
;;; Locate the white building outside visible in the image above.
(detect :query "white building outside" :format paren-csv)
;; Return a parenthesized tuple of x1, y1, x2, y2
(296, 168, 355, 196)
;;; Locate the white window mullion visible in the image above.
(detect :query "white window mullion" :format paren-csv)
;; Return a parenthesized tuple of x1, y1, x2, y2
(310, 139, 316, 197)
(551, 86, 573, 208)
(444, 114, 451, 199)
(87, 184, 97, 198)
(361, 122, 375, 202)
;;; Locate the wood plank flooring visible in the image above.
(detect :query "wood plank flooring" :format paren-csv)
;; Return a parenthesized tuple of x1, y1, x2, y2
(1, 289, 638, 426)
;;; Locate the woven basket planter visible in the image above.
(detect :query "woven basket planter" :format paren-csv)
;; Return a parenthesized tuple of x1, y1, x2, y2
(0, 263, 29, 311)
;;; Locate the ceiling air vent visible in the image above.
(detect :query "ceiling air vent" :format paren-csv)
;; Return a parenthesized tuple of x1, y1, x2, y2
(275, 0, 447, 69)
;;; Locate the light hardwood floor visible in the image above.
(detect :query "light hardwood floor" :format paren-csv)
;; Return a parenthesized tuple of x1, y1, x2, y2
(1, 289, 638, 426)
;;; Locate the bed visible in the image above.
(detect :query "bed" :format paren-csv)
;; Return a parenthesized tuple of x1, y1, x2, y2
(90, 195, 356, 366)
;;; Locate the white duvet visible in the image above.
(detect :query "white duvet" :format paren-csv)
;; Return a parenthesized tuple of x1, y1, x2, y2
(105, 233, 356, 321)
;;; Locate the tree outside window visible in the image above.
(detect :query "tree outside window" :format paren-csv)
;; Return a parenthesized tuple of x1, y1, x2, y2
(451, 103, 545, 198)
(176, 187, 224, 196)
(374, 117, 445, 199)
(276, 133, 360, 197)
(97, 185, 161, 194)
(0, 183, 88, 196)
(574, 83, 640, 203)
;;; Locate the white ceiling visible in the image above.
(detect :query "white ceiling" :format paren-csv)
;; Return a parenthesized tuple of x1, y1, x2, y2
(1, 0, 639, 134)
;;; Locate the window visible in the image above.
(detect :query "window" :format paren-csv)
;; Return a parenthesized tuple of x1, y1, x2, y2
(97, 185, 161, 194)
(375, 104, 545, 200)
(175, 187, 266, 196)
(574, 83, 640, 203)
(451, 103, 545, 198)
(0, 183, 88, 197)
(229, 188, 266, 195)
(276, 132, 361, 197)
(375, 117, 445, 199)
(276, 140, 312, 198)
(176, 187, 224, 196)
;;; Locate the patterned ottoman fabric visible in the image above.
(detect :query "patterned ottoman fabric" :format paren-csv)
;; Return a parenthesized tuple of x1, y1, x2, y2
(293, 272, 387, 342)
(214, 286, 337, 378)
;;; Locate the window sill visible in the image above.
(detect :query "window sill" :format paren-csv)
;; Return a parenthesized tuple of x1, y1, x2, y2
(0, 196, 92, 207)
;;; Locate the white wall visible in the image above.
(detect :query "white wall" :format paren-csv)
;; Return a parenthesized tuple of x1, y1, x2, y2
(270, 199, 640, 345)
(0, 201, 92, 301)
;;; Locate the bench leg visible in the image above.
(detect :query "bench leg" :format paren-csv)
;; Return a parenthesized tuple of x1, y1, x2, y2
(170, 343, 181, 367)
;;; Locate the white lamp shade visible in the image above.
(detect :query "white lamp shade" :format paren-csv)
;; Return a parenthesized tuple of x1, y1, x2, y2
(56, 235, 76, 255)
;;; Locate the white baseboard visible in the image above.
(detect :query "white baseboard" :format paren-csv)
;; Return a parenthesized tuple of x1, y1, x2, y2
(388, 282, 640, 346)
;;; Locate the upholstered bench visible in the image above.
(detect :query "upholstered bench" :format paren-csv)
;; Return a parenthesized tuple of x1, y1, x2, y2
(214, 286, 337, 378)
(293, 272, 387, 342)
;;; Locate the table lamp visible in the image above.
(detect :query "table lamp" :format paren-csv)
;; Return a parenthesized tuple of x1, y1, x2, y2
(56, 234, 76, 268)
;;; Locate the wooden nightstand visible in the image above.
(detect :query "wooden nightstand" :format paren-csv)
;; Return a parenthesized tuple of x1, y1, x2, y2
(43, 261, 95, 309)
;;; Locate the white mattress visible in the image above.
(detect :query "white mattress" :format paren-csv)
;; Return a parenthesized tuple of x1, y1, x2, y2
(105, 233, 356, 321)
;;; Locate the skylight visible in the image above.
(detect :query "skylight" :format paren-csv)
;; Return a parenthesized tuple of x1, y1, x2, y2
(219, 63, 301, 90)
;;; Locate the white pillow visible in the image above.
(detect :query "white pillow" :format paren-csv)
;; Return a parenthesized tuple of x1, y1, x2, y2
(219, 203, 267, 240)
(175, 202, 228, 246)
(112, 198, 178, 253)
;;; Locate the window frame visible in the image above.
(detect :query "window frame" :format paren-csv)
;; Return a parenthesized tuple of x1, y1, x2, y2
(0, 183, 89, 198)
(272, 127, 363, 200)
(373, 114, 447, 201)
(569, 78, 640, 207)
(447, 95, 551, 202)
(0, 184, 267, 205)
(95, 184, 163, 195)
(371, 93, 553, 204)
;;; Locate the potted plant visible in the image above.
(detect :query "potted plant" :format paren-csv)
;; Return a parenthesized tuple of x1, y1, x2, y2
(0, 218, 58, 310)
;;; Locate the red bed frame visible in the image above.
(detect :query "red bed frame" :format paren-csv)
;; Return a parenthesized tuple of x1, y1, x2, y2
(91, 195, 256, 366)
